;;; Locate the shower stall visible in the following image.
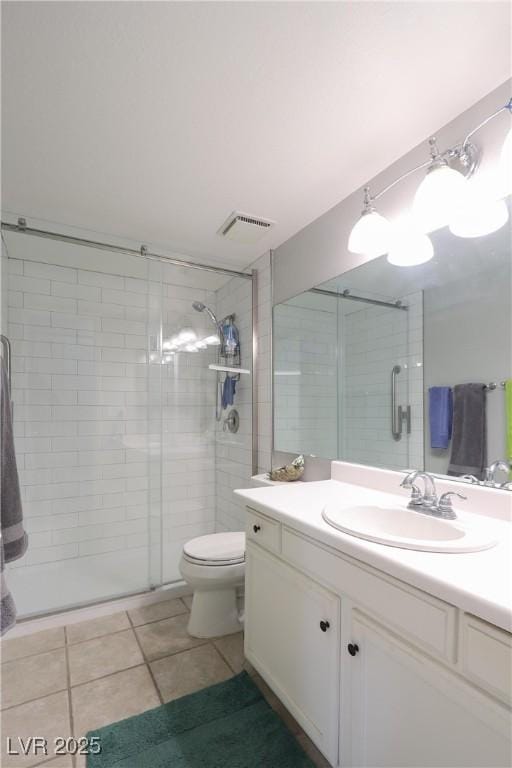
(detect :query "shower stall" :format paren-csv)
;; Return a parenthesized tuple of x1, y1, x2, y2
(0, 222, 256, 618)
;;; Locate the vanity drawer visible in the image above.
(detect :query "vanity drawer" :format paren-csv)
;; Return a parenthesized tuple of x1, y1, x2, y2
(282, 527, 456, 662)
(460, 614, 512, 705)
(246, 507, 281, 554)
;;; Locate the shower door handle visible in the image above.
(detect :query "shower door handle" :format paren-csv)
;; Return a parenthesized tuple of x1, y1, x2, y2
(391, 365, 402, 441)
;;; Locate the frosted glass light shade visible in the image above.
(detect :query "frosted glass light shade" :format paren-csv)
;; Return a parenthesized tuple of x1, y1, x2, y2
(204, 335, 221, 346)
(501, 128, 512, 193)
(348, 210, 391, 257)
(413, 164, 467, 233)
(387, 222, 434, 267)
(449, 195, 509, 238)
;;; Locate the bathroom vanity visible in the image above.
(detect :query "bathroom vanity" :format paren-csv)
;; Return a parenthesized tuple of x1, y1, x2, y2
(236, 465, 512, 768)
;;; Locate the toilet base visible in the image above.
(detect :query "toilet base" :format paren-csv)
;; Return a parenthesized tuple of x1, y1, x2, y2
(187, 587, 242, 638)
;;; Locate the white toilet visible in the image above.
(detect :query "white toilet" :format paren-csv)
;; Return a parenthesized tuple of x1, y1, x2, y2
(179, 531, 245, 638)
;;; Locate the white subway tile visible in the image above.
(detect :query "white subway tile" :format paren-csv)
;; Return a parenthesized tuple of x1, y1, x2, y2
(78, 271, 124, 289)
(52, 281, 101, 301)
(10, 307, 51, 326)
(25, 261, 77, 284)
(24, 293, 77, 313)
(52, 313, 100, 332)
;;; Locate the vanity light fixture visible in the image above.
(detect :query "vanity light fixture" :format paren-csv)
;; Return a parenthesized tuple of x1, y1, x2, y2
(348, 187, 391, 257)
(412, 138, 468, 233)
(348, 96, 511, 262)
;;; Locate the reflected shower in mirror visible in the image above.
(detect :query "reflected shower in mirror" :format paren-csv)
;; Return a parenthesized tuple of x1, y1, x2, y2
(273, 196, 512, 489)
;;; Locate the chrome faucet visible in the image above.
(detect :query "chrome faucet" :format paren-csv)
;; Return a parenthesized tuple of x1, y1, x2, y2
(483, 460, 511, 487)
(401, 471, 438, 510)
(400, 471, 467, 519)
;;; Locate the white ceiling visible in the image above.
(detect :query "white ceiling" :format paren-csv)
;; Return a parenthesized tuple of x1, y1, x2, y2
(2, 1, 510, 270)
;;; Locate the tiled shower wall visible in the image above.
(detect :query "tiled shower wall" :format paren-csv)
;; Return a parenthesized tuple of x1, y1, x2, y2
(273, 292, 338, 458)
(341, 290, 423, 471)
(3, 233, 222, 614)
(214, 252, 272, 533)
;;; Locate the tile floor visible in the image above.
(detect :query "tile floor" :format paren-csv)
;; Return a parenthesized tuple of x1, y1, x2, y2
(1, 597, 329, 768)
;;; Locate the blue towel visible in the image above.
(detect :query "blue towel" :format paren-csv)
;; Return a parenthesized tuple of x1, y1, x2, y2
(429, 386, 453, 449)
(222, 376, 237, 409)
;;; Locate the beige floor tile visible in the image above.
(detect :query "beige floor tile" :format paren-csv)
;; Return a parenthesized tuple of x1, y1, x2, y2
(295, 732, 331, 767)
(134, 613, 206, 661)
(1, 691, 71, 768)
(127, 598, 188, 627)
(182, 595, 193, 610)
(1, 628, 65, 665)
(71, 665, 159, 738)
(150, 644, 232, 703)
(66, 612, 129, 645)
(252, 675, 302, 735)
(213, 631, 245, 673)
(1, 649, 67, 710)
(68, 629, 143, 686)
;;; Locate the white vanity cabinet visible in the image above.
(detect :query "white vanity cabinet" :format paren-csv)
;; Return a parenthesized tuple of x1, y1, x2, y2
(243, 507, 512, 768)
(347, 612, 512, 767)
(245, 540, 341, 766)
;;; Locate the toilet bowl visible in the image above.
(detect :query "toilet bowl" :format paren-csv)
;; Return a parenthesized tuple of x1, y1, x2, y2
(179, 532, 245, 638)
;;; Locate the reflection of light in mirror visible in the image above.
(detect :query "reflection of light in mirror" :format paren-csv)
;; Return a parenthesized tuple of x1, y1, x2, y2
(348, 209, 391, 257)
(387, 218, 434, 267)
(413, 164, 466, 233)
(449, 179, 509, 238)
(502, 128, 512, 192)
(178, 327, 196, 343)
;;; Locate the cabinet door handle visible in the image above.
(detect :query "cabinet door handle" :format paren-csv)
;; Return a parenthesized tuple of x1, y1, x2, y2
(347, 643, 359, 656)
(319, 620, 330, 632)
(252, 524, 261, 533)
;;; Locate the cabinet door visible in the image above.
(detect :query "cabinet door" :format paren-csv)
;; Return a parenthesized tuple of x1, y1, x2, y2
(245, 541, 340, 766)
(347, 612, 512, 768)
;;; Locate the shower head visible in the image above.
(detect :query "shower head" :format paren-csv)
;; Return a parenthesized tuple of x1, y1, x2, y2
(191, 301, 219, 331)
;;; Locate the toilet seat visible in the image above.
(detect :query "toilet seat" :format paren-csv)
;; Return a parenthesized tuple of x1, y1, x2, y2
(183, 532, 245, 567)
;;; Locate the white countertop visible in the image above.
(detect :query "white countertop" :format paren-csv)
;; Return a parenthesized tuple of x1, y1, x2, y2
(235, 479, 512, 632)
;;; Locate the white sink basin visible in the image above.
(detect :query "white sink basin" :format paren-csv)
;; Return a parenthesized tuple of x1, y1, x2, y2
(322, 504, 497, 553)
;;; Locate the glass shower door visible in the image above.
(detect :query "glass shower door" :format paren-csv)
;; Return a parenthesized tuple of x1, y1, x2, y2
(3, 232, 158, 616)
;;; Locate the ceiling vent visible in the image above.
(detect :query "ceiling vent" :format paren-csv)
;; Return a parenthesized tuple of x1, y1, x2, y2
(218, 211, 275, 244)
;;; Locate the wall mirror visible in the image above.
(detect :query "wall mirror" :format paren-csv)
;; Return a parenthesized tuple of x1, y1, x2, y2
(273, 196, 511, 489)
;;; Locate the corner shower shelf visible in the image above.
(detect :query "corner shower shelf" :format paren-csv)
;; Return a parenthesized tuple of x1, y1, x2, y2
(209, 364, 251, 375)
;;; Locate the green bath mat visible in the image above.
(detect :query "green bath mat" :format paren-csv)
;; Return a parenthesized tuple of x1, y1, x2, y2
(86, 671, 316, 768)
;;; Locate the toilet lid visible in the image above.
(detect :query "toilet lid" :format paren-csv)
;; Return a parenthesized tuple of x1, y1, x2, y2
(183, 532, 245, 564)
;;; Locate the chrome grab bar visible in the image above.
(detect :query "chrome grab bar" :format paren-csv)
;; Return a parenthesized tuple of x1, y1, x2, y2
(0, 333, 11, 393)
(391, 364, 412, 440)
(391, 364, 402, 440)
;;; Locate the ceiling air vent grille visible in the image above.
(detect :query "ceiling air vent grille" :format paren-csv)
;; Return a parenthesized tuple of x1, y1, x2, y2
(218, 211, 275, 244)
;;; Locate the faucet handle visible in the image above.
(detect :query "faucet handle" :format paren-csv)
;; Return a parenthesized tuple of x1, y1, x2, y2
(438, 491, 466, 518)
(408, 483, 423, 506)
